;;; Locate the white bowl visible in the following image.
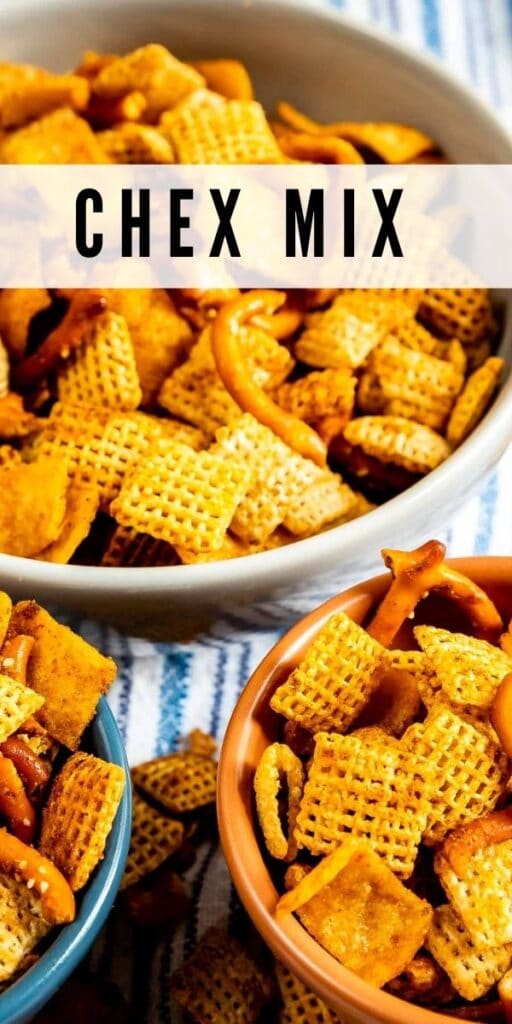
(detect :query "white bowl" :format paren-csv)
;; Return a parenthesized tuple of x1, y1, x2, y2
(1, 0, 512, 637)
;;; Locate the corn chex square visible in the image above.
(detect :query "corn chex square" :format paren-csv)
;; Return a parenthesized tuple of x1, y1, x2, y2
(121, 792, 184, 890)
(414, 625, 512, 710)
(57, 311, 142, 411)
(170, 925, 271, 1024)
(161, 93, 283, 163)
(366, 337, 464, 430)
(426, 904, 512, 1001)
(343, 416, 450, 475)
(0, 876, 50, 983)
(419, 288, 497, 346)
(40, 751, 125, 891)
(294, 731, 426, 877)
(270, 611, 389, 734)
(111, 441, 249, 552)
(446, 356, 503, 448)
(132, 751, 217, 814)
(213, 414, 355, 542)
(435, 839, 512, 950)
(403, 705, 508, 845)
(295, 293, 412, 370)
(275, 963, 339, 1024)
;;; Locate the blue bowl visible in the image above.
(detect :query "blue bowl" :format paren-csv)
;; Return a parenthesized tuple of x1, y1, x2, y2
(0, 697, 132, 1024)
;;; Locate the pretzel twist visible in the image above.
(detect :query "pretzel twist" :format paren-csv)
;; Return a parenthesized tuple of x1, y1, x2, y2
(367, 540, 503, 647)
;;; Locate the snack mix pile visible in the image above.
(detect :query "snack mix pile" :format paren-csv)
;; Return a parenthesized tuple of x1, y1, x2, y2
(252, 541, 512, 1021)
(0, 592, 125, 987)
(0, 45, 504, 567)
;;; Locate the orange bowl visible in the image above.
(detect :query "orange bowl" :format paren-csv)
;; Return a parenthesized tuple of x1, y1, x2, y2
(218, 556, 512, 1024)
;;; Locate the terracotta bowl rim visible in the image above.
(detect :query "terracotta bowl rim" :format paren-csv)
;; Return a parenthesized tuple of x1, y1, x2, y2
(218, 555, 512, 1024)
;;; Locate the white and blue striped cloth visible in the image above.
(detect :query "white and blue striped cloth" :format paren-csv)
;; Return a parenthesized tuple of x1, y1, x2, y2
(85, 3, 512, 1019)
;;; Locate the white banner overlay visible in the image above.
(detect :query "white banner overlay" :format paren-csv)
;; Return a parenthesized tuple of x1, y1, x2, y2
(1, 164, 512, 287)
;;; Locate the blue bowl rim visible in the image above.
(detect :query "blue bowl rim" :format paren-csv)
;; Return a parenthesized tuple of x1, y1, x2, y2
(0, 696, 131, 1024)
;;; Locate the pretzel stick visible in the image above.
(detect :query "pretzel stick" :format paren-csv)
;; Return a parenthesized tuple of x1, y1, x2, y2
(12, 290, 107, 392)
(212, 290, 327, 465)
(367, 540, 503, 647)
(0, 828, 75, 924)
(0, 635, 34, 684)
(0, 737, 51, 795)
(440, 808, 512, 879)
(0, 756, 35, 843)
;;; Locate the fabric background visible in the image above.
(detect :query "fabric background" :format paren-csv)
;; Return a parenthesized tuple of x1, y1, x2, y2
(79, 2, 512, 1019)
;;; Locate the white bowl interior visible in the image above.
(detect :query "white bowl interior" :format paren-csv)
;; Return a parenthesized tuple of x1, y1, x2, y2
(0, 0, 511, 634)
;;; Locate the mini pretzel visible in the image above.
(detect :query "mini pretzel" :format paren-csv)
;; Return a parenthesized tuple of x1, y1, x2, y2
(441, 808, 512, 879)
(211, 291, 327, 465)
(254, 742, 304, 861)
(0, 756, 35, 843)
(12, 290, 108, 392)
(0, 737, 51, 796)
(0, 635, 35, 684)
(0, 828, 75, 924)
(490, 673, 512, 759)
(279, 132, 364, 164)
(367, 540, 503, 647)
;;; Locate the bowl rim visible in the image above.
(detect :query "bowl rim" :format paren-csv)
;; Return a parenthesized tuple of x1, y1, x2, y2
(0, 0, 512, 595)
(0, 696, 131, 1024)
(218, 555, 512, 1024)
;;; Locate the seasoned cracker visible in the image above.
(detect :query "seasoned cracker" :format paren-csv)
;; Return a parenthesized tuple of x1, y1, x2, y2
(0, 108, 108, 163)
(0, 457, 68, 558)
(343, 416, 450, 474)
(414, 624, 512, 710)
(40, 751, 125, 891)
(36, 484, 99, 564)
(0, 63, 89, 128)
(132, 750, 217, 813)
(425, 904, 512, 1001)
(57, 311, 142, 411)
(294, 731, 426, 877)
(270, 611, 389, 734)
(278, 843, 432, 986)
(121, 791, 184, 890)
(446, 356, 504, 447)
(9, 600, 116, 749)
(111, 441, 250, 553)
